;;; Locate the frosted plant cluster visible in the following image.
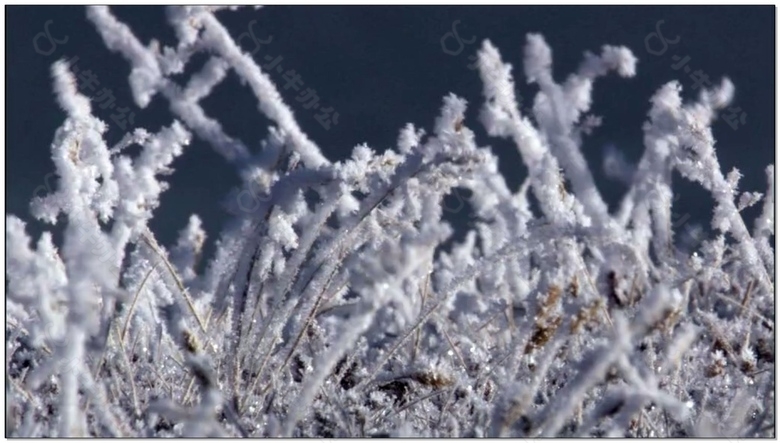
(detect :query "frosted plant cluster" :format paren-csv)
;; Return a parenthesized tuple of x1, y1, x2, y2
(6, 6, 775, 437)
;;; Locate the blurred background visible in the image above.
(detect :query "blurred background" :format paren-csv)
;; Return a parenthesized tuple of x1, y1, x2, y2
(6, 5, 775, 262)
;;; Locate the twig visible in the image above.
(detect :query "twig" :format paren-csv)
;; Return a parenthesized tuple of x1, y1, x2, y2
(412, 271, 431, 363)
(714, 292, 773, 330)
(356, 300, 441, 392)
(435, 385, 457, 430)
(113, 324, 140, 417)
(576, 245, 613, 327)
(141, 230, 210, 344)
(121, 260, 162, 343)
(279, 290, 327, 372)
(739, 279, 756, 318)
(375, 388, 452, 422)
(181, 376, 198, 406)
(476, 309, 504, 333)
(440, 327, 468, 372)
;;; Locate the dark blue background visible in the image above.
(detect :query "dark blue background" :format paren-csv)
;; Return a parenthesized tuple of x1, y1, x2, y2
(7, 6, 775, 259)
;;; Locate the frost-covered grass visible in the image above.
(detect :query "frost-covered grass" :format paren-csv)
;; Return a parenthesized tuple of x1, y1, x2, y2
(6, 6, 775, 438)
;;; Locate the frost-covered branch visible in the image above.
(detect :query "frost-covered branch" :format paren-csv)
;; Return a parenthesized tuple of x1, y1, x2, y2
(7, 6, 773, 438)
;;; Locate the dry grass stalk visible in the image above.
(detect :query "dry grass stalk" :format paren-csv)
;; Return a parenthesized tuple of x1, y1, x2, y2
(525, 316, 563, 355)
(524, 285, 564, 355)
(410, 370, 454, 389)
(570, 299, 603, 334)
(568, 275, 579, 298)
